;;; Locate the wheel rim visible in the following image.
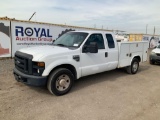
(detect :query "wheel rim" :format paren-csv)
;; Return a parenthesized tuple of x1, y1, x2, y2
(56, 74, 70, 91)
(132, 62, 138, 72)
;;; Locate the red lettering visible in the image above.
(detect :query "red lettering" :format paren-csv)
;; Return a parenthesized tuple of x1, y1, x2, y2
(38, 37, 42, 41)
(16, 36, 19, 40)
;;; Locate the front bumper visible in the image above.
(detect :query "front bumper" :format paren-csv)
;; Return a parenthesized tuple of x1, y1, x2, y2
(13, 68, 47, 86)
(150, 54, 160, 63)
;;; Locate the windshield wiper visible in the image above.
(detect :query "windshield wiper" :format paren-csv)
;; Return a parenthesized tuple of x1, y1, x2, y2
(55, 44, 67, 47)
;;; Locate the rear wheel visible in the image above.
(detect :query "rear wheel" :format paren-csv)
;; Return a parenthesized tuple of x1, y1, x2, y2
(47, 68, 74, 96)
(126, 58, 139, 74)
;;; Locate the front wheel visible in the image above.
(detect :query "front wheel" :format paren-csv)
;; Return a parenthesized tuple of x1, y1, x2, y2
(47, 68, 74, 96)
(150, 60, 155, 65)
(126, 58, 139, 74)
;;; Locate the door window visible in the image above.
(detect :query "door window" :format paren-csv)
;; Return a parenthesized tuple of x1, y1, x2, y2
(85, 34, 105, 49)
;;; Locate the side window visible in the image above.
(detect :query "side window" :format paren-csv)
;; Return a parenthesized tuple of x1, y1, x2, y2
(106, 34, 115, 48)
(85, 34, 105, 49)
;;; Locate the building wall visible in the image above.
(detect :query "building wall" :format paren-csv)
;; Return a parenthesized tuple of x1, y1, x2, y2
(129, 34, 143, 41)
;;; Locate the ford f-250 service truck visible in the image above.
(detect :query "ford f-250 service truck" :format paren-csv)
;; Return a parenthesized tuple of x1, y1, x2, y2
(13, 31, 148, 95)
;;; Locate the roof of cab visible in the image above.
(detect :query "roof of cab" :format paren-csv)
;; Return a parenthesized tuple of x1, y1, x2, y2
(69, 30, 113, 34)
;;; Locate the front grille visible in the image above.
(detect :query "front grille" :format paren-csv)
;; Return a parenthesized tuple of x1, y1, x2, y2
(156, 59, 160, 63)
(14, 51, 33, 75)
(156, 53, 160, 56)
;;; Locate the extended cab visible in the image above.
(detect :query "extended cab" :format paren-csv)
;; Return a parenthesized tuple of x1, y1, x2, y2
(13, 31, 148, 95)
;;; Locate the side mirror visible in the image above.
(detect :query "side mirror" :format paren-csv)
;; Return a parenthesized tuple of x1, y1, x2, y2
(83, 42, 98, 53)
(52, 40, 55, 45)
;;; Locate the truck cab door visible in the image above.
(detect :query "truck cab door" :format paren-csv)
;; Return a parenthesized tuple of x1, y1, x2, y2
(80, 34, 108, 77)
(105, 34, 119, 69)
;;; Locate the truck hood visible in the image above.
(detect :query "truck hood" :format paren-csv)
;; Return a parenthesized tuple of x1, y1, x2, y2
(19, 45, 76, 61)
(152, 48, 160, 53)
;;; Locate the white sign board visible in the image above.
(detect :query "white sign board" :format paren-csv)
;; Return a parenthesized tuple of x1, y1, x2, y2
(11, 21, 94, 56)
(0, 20, 11, 57)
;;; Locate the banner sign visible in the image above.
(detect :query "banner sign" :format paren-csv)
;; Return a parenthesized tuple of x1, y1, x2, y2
(0, 20, 11, 57)
(11, 21, 91, 56)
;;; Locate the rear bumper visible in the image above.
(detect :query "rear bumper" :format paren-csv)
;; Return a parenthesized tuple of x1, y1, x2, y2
(13, 68, 47, 86)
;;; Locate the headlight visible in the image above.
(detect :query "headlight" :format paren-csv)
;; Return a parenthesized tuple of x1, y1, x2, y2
(151, 51, 156, 54)
(33, 62, 45, 76)
(37, 62, 45, 67)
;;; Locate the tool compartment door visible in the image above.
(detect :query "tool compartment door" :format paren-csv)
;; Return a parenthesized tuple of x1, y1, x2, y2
(118, 43, 130, 68)
(142, 42, 148, 62)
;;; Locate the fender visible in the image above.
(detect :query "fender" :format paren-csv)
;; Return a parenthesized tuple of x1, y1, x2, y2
(130, 52, 142, 64)
(42, 58, 81, 79)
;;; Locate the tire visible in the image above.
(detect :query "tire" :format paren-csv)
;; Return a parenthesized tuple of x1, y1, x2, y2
(47, 68, 74, 96)
(126, 58, 139, 74)
(150, 60, 155, 65)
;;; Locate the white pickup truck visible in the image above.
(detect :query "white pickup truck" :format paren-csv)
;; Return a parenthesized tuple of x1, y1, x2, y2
(13, 31, 148, 95)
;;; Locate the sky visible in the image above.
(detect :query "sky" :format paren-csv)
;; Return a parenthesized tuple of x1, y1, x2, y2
(1, 0, 160, 34)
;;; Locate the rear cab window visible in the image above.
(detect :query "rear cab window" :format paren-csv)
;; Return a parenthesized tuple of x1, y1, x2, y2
(106, 34, 115, 48)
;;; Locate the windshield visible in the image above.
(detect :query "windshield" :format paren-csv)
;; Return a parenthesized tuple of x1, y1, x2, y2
(54, 32, 88, 47)
(157, 45, 160, 49)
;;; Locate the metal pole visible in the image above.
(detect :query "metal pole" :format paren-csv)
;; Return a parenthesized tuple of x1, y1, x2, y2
(29, 12, 36, 21)
(146, 24, 148, 34)
(153, 26, 155, 35)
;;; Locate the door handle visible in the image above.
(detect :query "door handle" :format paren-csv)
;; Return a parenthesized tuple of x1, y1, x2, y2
(129, 53, 132, 57)
(105, 52, 108, 57)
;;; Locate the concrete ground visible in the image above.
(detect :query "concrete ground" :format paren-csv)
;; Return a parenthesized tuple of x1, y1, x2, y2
(0, 50, 160, 120)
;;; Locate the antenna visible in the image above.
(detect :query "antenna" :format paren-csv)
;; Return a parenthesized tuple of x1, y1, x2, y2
(29, 12, 36, 21)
